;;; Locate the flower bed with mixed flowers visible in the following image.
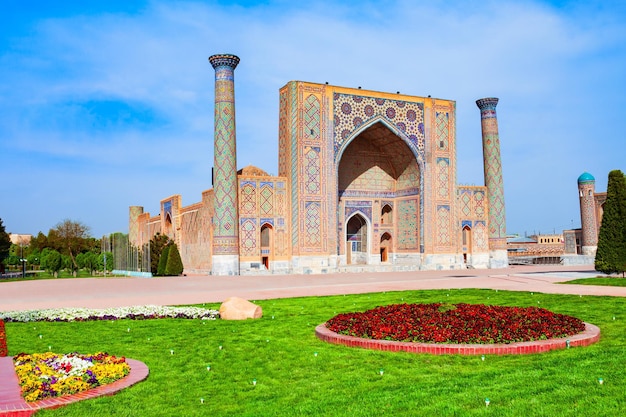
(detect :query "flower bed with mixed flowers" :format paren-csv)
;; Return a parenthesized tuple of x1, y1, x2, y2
(326, 303, 586, 344)
(13, 352, 130, 402)
(0, 305, 219, 323)
(0, 319, 7, 356)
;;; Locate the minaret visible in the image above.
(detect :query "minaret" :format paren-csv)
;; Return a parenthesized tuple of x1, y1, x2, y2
(577, 172, 598, 256)
(476, 97, 508, 268)
(209, 54, 240, 275)
(129, 206, 144, 247)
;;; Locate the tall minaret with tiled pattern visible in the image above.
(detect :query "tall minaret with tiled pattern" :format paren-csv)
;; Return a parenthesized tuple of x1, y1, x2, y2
(476, 97, 508, 268)
(209, 54, 240, 275)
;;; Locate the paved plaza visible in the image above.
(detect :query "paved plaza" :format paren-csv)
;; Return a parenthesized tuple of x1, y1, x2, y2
(1, 264, 624, 312)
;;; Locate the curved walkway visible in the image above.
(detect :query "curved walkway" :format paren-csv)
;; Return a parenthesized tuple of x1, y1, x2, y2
(0, 265, 624, 313)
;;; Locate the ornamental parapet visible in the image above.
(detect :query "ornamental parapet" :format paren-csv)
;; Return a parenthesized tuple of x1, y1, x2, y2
(209, 54, 240, 70)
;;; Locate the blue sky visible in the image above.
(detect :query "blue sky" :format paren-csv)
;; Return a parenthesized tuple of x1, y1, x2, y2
(1, 0, 625, 238)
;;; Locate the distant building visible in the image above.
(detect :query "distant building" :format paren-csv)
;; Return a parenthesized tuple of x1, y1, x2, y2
(9, 234, 31, 246)
(507, 234, 564, 263)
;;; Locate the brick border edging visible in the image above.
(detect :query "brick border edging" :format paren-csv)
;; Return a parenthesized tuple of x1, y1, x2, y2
(315, 322, 600, 355)
(0, 358, 149, 417)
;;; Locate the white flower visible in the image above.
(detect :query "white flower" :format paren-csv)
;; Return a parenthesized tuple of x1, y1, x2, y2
(0, 305, 219, 322)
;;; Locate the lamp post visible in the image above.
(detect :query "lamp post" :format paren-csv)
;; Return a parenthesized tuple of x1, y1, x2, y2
(20, 241, 26, 278)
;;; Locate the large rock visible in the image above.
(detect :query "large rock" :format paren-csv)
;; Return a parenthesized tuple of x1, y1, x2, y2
(219, 297, 263, 320)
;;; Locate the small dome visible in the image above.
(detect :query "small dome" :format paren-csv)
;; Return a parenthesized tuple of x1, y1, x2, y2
(577, 172, 595, 184)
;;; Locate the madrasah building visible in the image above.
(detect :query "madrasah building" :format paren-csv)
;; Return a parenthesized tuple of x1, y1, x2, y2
(128, 54, 508, 275)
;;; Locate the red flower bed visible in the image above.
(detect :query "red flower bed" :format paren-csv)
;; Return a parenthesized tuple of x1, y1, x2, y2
(326, 303, 586, 344)
(0, 319, 7, 356)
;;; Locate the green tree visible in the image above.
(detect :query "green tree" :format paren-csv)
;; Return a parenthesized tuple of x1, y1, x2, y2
(150, 233, 172, 275)
(52, 219, 92, 273)
(27, 249, 41, 270)
(0, 218, 10, 272)
(76, 251, 99, 275)
(29, 232, 48, 253)
(99, 252, 114, 273)
(165, 243, 184, 276)
(157, 245, 170, 276)
(42, 249, 63, 277)
(595, 170, 626, 276)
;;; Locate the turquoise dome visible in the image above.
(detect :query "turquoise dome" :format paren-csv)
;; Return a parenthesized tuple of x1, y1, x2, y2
(577, 172, 595, 184)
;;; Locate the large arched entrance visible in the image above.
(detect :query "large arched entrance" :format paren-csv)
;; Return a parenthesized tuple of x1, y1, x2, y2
(337, 121, 421, 266)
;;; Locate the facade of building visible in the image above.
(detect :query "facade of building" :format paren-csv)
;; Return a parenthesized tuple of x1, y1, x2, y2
(129, 54, 508, 275)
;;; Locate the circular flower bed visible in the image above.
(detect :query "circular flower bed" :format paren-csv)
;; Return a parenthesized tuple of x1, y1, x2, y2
(326, 303, 586, 344)
(13, 352, 130, 402)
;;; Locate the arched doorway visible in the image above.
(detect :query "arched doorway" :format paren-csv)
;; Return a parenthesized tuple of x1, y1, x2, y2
(381, 204, 393, 225)
(380, 232, 392, 263)
(260, 223, 272, 270)
(462, 225, 472, 263)
(346, 214, 367, 265)
(337, 120, 422, 265)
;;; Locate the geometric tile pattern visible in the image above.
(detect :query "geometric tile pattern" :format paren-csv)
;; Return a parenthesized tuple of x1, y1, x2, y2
(288, 83, 300, 250)
(476, 98, 506, 244)
(456, 186, 490, 254)
(397, 199, 419, 250)
(333, 93, 425, 159)
(436, 205, 451, 245)
(210, 55, 240, 256)
(240, 218, 256, 257)
(437, 158, 450, 199)
(240, 182, 256, 215)
(304, 95, 321, 139)
(436, 112, 449, 151)
(345, 200, 372, 223)
(260, 183, 273, 217)
(304, 201, 321, 247)
(474, 190, 485, 218)
(278, 90, 289, 176)
(460, 191, 471, 217)
(473, 221, 488, 250)
(305, 146, 321, 194)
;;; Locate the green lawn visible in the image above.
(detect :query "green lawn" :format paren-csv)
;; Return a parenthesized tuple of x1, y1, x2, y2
(5, 289, 625, 416)
(563, 277, 626, 287)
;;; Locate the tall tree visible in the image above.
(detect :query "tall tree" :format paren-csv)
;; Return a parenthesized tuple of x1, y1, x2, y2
(29, 232, 48, 253)
(157, 245, 171, 276)
(0, 218, 10, 272)
(149, 233, 172, 275)
(53, 219, 91, 271)
(165, 243, 184, 276)
(595, 170, 626, 276)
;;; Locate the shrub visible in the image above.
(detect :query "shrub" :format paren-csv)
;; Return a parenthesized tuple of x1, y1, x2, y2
(156, 245, 170, 276)
(165, 243, 184, 276)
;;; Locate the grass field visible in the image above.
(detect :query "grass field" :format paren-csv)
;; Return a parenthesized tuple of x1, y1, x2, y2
(5, 289, 626, 416)
(562, 277, 626, 287)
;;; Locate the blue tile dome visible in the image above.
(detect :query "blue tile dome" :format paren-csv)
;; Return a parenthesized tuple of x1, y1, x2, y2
(577, 172, 595, 184)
